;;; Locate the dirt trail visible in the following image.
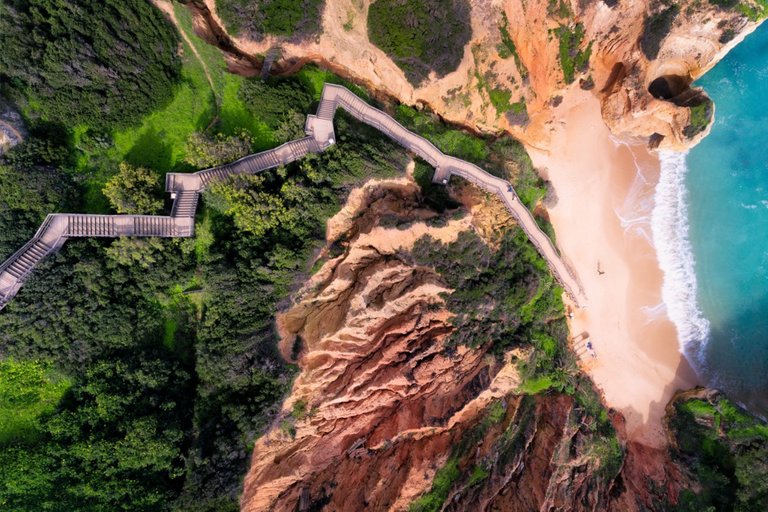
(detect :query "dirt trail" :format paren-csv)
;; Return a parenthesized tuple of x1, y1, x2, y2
(153, 0, 220, 118)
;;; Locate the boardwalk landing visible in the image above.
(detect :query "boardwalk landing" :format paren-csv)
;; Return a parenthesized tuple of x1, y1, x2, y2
(0, 85, 586, 310)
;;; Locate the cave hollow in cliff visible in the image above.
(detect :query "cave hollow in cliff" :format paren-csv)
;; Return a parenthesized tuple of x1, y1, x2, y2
(647, 74, 691, 101)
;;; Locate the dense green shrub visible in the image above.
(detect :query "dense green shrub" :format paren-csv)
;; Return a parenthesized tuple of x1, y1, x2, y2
(216, 0, 325, 39)
(368, 0, 472, 85)
(409, 228, 567, 353)
(185, 131, 254, 169)
(669, 393, 768, 511)
(640, 5, 680, 60)
(683, 99, 713, 139)
(103, 163, 164, 215)
(0, 134, 77, 258)
(0, 0, 180, 130)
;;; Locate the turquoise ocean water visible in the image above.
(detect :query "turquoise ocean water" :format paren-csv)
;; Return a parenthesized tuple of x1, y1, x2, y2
(657, 22, 768, 412)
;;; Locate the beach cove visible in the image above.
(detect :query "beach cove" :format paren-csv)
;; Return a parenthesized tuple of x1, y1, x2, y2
(530, 90, 699, 447)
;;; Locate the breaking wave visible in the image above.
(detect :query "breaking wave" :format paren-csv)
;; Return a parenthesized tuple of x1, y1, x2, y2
(652, 150, 710, 363)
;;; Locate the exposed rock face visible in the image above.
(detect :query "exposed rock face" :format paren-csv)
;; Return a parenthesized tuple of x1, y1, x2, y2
(0, 100, 25, 155)
(241, 179, 695, 511)
(183, 0, 762, 149)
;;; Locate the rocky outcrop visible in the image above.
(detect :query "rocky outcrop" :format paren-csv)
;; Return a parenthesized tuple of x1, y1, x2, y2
(181, 0, 763, 150)
(241, 179, 696, 511)
(0, 100, 25, 155)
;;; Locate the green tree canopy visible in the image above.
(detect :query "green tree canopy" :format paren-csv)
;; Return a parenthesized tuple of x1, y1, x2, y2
(0, 0, 180, 129)
(103, 162, 163, 215)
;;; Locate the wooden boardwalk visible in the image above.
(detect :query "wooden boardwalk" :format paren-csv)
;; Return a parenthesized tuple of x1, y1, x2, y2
(0, 84, 585, 310)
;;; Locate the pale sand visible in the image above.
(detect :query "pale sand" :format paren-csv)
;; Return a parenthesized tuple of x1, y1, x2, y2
(529, 90, 699, 448)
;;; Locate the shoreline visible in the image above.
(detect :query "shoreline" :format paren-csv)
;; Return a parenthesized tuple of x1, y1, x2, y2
(529, 89, 699, 448)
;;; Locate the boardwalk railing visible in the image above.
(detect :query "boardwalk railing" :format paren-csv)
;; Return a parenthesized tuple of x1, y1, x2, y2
(0, 84, 585, 310)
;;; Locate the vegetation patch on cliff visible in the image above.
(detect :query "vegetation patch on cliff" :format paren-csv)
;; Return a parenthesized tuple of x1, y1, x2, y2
(496, 12, 529, 80)
(553, 23, 592, 84)
(215, 0, 325, 39)
(393, 105, 547, 212)
(668, 391, 768, 511)
(367, 0, 472, 85)
(640, 4, 681, 60)
(683, 98, 714, 139)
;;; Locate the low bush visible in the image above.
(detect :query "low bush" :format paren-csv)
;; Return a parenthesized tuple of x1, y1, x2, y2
(640, 5, 680, 60)
(368, 0, 472, 85)
(683, 99, 713, 139)
(216, 0, 325, 39)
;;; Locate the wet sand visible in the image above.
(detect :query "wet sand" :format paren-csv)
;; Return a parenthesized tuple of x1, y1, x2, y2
(530, 90, 699, 447)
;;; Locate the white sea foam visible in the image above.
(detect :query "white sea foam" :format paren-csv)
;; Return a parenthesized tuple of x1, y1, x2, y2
(612, 137, 656, 244)
(652, 151, 711, 362)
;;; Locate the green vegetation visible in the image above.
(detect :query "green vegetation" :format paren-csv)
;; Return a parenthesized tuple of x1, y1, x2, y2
(489, 88, 513, 114)
(0, 47, 410, 509)
(185, 131, 254, 168)
(103, 163, 164, 215)
(410, 228, 566, 354)
(707, 0, 768, 21)
(0, 136, 77, 256)
(395, 105, 489, 163)
(216, 0, 325, 38)
(0, 359, 70, 445)
(367, 0, 472, 85)
(684, 99, 714, 139)
(640, 5, 680, 60)
(496, 12, 529, 80)
(409, 457, 461, 511)
(548, 0, 573, 18)
(553, 23, 592, 84)
(413, 161, 461, 212)
(467, 465, 490, 486)
(737, 0, 768, 20)
(670, 393, 768, 511)
(0, 0, 180, 131)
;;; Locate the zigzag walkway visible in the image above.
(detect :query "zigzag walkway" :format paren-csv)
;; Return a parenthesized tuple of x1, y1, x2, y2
(0, 85, 585, 311)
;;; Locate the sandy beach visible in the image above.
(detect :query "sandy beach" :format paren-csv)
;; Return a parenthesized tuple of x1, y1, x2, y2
(530, 90, 699, 448)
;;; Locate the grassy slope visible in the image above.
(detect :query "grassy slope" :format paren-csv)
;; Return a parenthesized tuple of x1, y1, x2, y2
(74, 3, 278, 213)
(0, 359, 71, 445)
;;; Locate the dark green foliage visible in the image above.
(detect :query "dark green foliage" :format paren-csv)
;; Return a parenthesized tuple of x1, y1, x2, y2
(0, 238, 198, 511)
(367, 0, 472, 85)
(0, 133, 77, 258)
(683, 99, 713, 139)
(0, 0, 180, 130)
(554, 23, 592, 84)
(640, 5, 680, 60)
(410, 228, 566, 353)
(706, 0, 768, 21)
(215, 0, 325, 39)
(412, 161, 461, 212)
(0, 67, 409, 510)
(238, 78, 314, 142)
(669, 393, 768, 511)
